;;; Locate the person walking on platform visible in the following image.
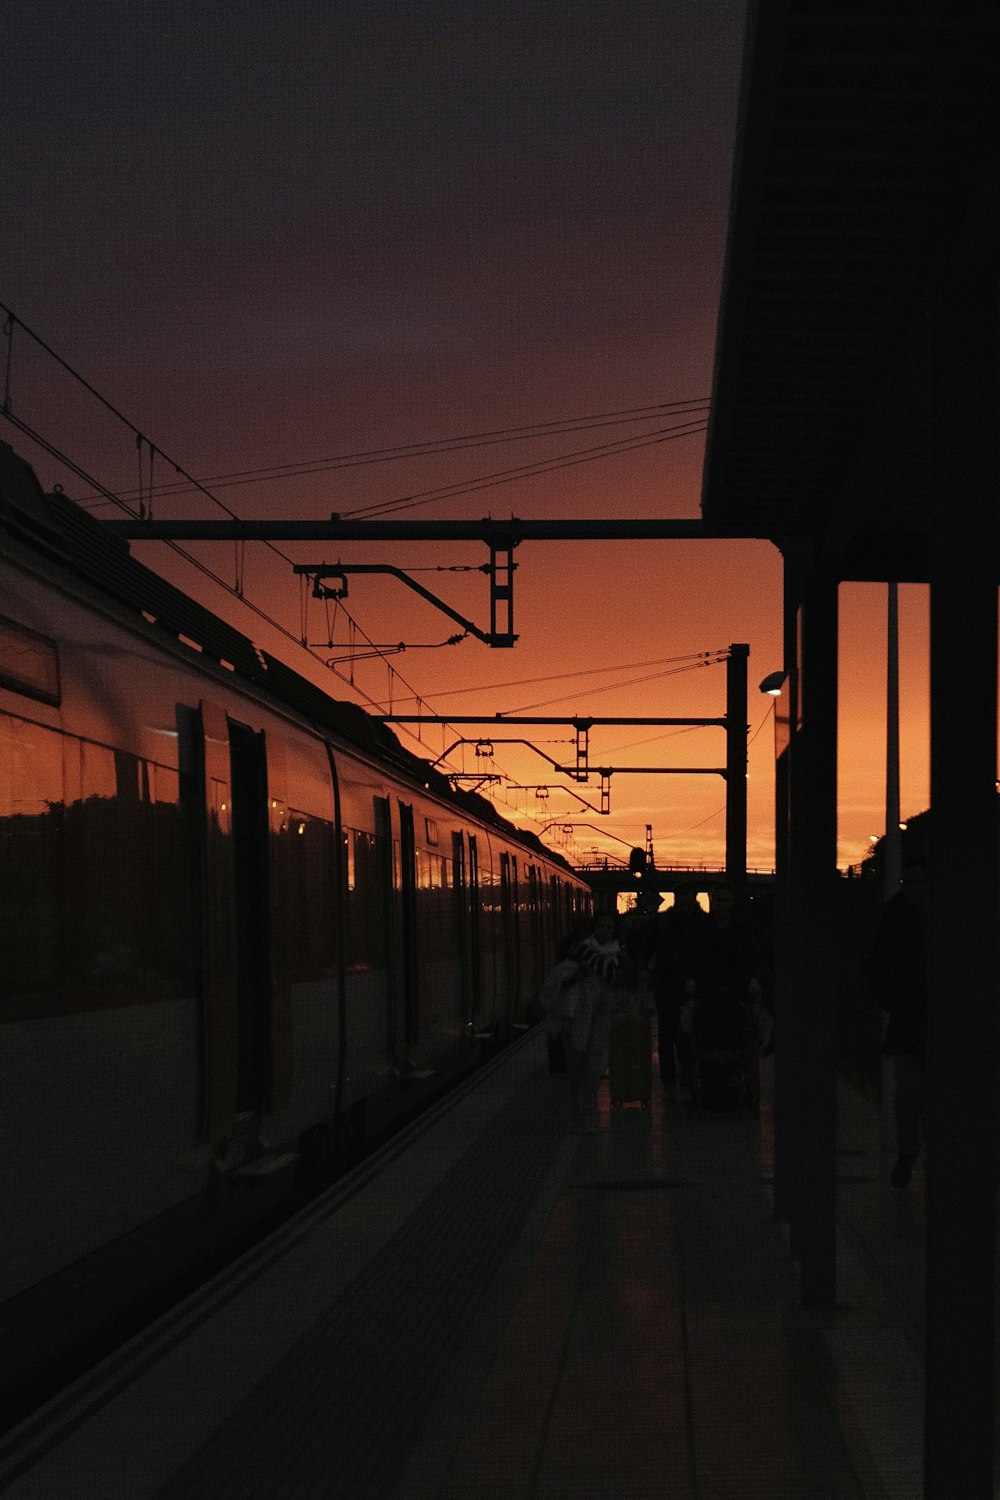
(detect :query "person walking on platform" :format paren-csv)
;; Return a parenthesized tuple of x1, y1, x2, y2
(648, 879, 707, 1093)
(678, 883, 774, 1109)
(697, 882, 759, 994)
(864, 848, 928, 1188)
(562, 911, 628, 1132)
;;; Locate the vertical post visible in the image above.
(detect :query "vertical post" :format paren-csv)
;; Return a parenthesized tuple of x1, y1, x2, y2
(884, 581, 902, 900)
(573, 720, 591, 782)
(924, 273, 998, 1498)
(725, 643, 749, 891)
(489, 542, 516, 646)
(788, 570, 839, 1307)
(771, 545, 806, 1229)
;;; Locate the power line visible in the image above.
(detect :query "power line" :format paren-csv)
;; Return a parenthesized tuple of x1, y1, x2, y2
(507, 654, 726, 715)
(599, 725, 703, 755)
(0, 319, 479, 764)
(342, 418, 707, 520)
(78, 398, 711, 505)
(385, 649, 725, 704)
(653, 704, 774, 842)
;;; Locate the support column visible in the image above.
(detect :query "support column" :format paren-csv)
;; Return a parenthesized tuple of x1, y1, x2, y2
(725, 643, 749, 892)
(770, 548, 804, 1228)
(786, 565, 839, 1308)
(924, 273, 999, 1498)
(883, 582, 902, 899)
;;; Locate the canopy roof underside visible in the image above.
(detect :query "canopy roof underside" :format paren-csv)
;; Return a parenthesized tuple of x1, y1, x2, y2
(702, 0, 1000, 570)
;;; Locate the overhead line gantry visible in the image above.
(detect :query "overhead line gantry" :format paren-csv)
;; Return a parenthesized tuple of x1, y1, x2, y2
(105, 512, 749, 884)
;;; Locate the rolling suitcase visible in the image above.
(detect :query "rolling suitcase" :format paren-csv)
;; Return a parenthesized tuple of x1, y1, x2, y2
(608, 1011, 652, 1109)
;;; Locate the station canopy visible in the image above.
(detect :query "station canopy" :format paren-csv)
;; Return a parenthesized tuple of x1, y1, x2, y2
(701, 2, 1000, 582)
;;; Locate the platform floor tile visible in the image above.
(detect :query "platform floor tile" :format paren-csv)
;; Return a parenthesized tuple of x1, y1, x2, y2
(390, 1072, 877, 1500)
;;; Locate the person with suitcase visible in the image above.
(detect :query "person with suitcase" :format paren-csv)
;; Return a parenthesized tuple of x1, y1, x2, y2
(649, 878, 708, 1094)
(563, 912, 632, 1132)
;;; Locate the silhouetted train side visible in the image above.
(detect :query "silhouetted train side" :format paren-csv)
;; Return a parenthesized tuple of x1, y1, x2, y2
(0, 442, 591, 1415)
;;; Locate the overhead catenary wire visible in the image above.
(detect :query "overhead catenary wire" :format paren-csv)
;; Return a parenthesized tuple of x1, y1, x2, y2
(506, 654, 726, 715)
(75, 397, 711, 506)
(652, 704, 774, 843)
(342, 418, 707, 520)
(384, 648, 724, 704)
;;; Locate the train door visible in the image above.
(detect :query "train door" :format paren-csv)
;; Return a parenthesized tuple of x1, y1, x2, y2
(468, 834, 483, 1020)
(374, 796, 399, 1055)
(228, 720, 272, 1115)
(197, 700, 272, 1141)
(528, 864, 544, 992)
(549, 874, 560, 954)
(452, 831, 473, 1023)
(398, 801, 419, 1047)
(197, 700, 237, 1140)
(499, 851, 518, 1025)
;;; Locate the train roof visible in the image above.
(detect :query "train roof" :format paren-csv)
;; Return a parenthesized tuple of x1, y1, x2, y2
(0, 442, 578, 877)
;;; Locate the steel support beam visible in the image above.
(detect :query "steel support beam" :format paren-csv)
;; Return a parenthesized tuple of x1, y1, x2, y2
(373, 715, 726, 726)
(770, 543, 806, 1230)
(725, 643, 749, 890)
(787, 562, 839, 1308)
(924, 272, 999, 1500)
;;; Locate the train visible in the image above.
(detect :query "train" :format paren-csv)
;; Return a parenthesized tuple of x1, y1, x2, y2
(0, 440, 591, 1417)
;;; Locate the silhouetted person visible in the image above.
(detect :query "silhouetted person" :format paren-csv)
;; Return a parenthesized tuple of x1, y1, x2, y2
(649, 880, 708, 1091)
(563, 911, 626, 1132)
(681, 885, 773, 1095)
(696, 882, 761, 996)
(865, 850, 928, 1187)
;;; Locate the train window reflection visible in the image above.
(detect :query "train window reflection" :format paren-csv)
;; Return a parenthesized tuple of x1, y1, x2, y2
(0, 614, 60, 705)
(272, 810, 335, 981)
(344, 827, 387, 972)
(0, 717, 63, 1006)
(0, 726, 200, 1011)
(0, 714, 62, 817)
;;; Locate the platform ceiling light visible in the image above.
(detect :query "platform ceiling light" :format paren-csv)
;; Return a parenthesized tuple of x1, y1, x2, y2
(758, 670, 786, 696)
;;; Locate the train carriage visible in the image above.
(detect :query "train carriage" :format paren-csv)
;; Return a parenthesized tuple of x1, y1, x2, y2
(0, 441, 590, 1417)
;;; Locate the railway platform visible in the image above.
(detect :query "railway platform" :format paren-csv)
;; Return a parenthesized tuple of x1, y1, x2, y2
(0, 1029, 924, 1499)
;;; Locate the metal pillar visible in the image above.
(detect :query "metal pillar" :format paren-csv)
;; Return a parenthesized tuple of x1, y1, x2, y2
(770, 547, 805, 1228)
(883, 581, 902, 899)
(923, 273, 999, 1499)
(725, 643, 749, 891)
(786, 565, 839, 1307)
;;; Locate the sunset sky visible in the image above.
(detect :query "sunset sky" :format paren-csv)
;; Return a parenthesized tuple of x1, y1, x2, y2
(2, 1, 930, 871)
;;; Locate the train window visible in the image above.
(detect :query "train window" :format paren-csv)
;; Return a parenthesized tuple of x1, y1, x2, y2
(0, 717, 64, 1009)
(344, 826, 388, 972)
(0, 614, 60, 706)
(424, 817, 439, 846)
(272, 810, 336, 981)
(0, 730, 203, 1011)
(413, 847, 456, 995)
(65, 742, 199, 1004)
